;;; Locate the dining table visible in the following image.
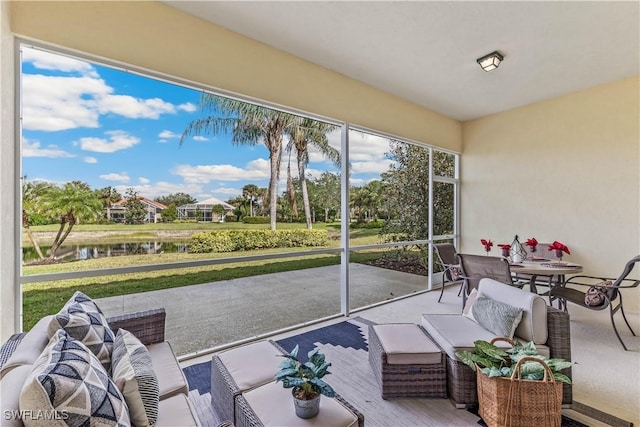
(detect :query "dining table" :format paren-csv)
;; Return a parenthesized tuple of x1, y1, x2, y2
(509, 258, 583, 298)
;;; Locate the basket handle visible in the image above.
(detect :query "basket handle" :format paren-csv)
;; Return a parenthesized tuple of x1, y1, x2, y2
(489, 337, 515, 347)
(510, 356, 555, 383)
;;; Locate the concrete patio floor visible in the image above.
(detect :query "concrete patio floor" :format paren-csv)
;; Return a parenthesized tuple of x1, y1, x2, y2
(96, 263, 429, 356)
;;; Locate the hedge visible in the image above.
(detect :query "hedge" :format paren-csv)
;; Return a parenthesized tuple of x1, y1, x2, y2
(242, 216, 270, 224)
(189, 229, 329, 253)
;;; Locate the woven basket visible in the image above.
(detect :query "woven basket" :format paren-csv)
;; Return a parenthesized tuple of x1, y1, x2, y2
(477, 356, 563, 427)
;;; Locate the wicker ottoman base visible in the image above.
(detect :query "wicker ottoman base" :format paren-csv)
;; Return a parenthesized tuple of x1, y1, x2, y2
(368, 324, 447, 399)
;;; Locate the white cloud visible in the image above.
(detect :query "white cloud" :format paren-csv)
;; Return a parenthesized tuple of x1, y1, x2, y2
(22, 74, 109, 131)
(138, 177, 150, 185)
(113, 181, 205, 200)
(172, 158, 271, 183)
(159, 130, 180, 139)
(84, 156, 97, 164)
(100, 173, 130, 183)
(212, 187, 241, 196)
(22, 138, 75, 158)
(22, 47, 97, 76)
(351, 159, 394, 174)
(193, 136, 209, 142)
(98, 95, 176, 119)
(79, 130, 140, 153)
(178, 102, 197, 112)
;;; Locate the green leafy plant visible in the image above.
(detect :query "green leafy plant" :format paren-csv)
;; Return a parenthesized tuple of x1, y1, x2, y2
(456, 340, 573, 385)
(275, 345, 336, 400)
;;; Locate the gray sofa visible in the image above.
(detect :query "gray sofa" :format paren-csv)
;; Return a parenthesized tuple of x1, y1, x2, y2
(0, 308, 200, 427)
(421, 278, 573, 407)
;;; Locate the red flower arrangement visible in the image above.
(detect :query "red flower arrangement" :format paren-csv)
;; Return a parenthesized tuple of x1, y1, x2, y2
(548, 241, 570, 254)
(481, 239, 493, 253)
(497, 244, 511, 258)
(525, 237, 538, 252)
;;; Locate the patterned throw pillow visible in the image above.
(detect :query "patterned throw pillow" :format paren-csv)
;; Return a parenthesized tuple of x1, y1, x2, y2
(470, 296, 524, 339)
(584, 280, 613, 307)
(20, 329, 130, 427)
(48, 291, 115, 372)
(112, 329, 159, 427)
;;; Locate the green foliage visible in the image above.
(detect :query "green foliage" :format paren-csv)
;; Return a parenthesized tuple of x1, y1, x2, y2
(275, 345, 336, 399)
(123, 188, 147, 225)
(189, 229, 329, 253)
(456, 340, 573, 385)
(350, 220, 384, 229)
(161, 204, 178, 222)
(154, 192, 197, 207)
(243, 216, 271, 224)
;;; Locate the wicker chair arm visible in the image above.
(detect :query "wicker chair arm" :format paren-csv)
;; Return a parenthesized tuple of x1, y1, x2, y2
(107, 308, 166, 346)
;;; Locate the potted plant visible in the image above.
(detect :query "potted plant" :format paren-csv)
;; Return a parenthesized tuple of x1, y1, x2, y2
(456, 339, 573, 427)
(275, 344, 336, 419)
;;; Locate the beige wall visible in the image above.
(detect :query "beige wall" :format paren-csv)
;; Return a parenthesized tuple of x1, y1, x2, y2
(461, 76, 640, 311)
(9, 0, 460, 151)
(0, 0, 17, 342)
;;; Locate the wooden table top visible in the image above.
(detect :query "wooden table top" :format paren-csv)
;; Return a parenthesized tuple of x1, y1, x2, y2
(510, 260, 583, 276)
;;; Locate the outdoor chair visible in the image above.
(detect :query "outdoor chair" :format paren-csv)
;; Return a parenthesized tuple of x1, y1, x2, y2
(550, 255, 640, 351)
(433, 243, 464, 303)
(457, 253, 521, 308)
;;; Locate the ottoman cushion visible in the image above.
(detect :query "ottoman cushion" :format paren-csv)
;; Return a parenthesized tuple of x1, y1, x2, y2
(218, 340, 283, 391)
(241, 381, 358, 427)
(373, 323, 441, 364)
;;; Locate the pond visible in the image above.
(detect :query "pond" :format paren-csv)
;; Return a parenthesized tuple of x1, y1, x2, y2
(22, 241, 190, 263)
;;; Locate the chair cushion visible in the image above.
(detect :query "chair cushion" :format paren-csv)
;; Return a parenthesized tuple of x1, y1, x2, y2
(0, 316, 53, 378)
(0, 365, 33, 427)
(20, 329, 130, 427)
(468, 296, 524, 339)
(372, 324, 441, 365)
(47, 291, 115, 372)
(156, 394, 200, 427)
(147, 341, 188, 400)
(478, 278, 548, 344)
(217, 340, 283, 391)
(112, 329, 159, 426)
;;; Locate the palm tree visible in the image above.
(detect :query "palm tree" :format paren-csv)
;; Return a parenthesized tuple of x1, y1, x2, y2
(285, 118, 339, 229)
(181, 94, 297, 230)
(242, 184, 260, 217)
(21, 178, 53, 260)
(38, 181, 103, 260)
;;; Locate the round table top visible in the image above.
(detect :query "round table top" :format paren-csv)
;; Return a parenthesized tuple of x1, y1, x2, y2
(510, 260, 583, 275)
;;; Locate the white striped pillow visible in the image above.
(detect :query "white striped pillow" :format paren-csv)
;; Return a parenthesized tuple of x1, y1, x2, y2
(111, 329, 159, 427)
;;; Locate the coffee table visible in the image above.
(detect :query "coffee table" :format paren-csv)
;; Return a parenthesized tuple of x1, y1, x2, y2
(234, 381, 365, 427)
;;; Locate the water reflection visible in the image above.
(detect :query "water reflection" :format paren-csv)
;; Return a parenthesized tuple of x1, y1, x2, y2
(22, 241, 189, 263)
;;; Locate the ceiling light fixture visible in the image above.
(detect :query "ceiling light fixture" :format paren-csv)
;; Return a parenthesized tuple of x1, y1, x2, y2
(477, 51, 504, 72)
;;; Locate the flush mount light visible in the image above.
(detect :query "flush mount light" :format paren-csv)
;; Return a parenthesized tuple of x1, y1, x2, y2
(477, 51, 504, 71)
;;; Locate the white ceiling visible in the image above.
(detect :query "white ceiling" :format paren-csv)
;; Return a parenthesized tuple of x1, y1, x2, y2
(166, 1, 640, 121)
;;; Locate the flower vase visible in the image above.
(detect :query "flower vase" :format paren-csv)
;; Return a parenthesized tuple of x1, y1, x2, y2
(554, 249, 563, 261)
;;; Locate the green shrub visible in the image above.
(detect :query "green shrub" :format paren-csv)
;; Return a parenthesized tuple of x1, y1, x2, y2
(242, 216, 271, 224)
(189, 229, 329, 253)
(350, 220, 385, 229)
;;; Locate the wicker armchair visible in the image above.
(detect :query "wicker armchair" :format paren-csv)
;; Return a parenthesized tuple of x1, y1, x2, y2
(550, 255, 640, 350)
(433, 243, 464, 303)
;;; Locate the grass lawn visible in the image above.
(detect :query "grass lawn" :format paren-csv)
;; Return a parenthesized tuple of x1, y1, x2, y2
(21, 222, 396, 330)
(22, 251, 387, 330)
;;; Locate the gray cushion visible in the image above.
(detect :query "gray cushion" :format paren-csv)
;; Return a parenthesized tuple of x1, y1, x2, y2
(112, 329, 159, 427)
(478, 278, 548, 344)
(156, 394, 201, 427)
(0, 316, 53, 378)
(48, 291, 115, 372)
(0, 365, 33, 427)
(20, 329, 130, 427)
(470, 296, 524, 339)
(147, 341, 188, 400)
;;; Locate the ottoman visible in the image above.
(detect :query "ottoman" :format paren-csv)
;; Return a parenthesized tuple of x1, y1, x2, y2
(368, 323, 447, 399)
(211, 340, 284, 424)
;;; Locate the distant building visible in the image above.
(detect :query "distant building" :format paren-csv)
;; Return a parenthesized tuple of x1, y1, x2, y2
(177, 197, 235, 222)
(106, 197, 167, 223)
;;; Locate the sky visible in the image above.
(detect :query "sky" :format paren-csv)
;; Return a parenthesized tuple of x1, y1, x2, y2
(21, 45, 395, 202)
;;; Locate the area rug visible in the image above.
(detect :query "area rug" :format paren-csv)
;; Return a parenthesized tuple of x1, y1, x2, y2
(183, 318, 624, 426)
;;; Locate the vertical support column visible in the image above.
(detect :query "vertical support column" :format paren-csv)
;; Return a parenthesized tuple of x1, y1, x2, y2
(340, 123, 350, 316)
(427, 148, 434, 291)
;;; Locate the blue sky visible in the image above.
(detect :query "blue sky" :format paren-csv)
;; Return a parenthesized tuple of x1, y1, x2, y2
(21, 46, 393, 202)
